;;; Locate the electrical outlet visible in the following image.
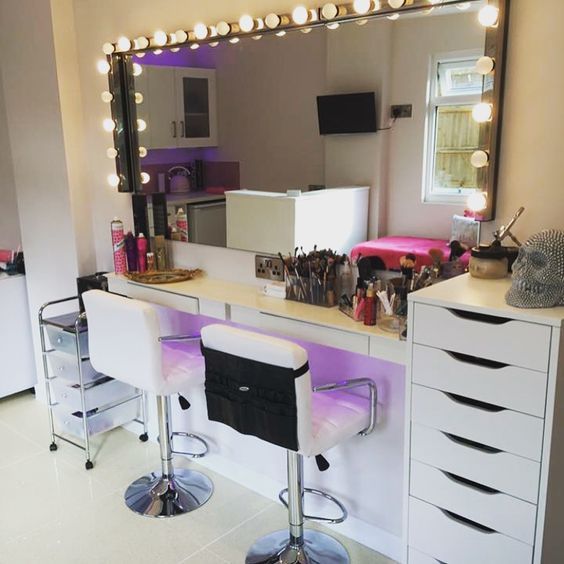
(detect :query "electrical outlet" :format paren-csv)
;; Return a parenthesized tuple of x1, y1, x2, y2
(391, 104, 413, 119)
(255, 255, 285, 281)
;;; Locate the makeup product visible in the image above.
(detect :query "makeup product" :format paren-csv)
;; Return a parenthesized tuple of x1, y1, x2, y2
(146, 252, 155, 271)
(111, 218, 126, 274)
(137, 233, 148, 273)
(176, 207, 188, 242)
(124, 232, 138, 272)
(154, 235, 167, 271)
(363, 285, 376, 326)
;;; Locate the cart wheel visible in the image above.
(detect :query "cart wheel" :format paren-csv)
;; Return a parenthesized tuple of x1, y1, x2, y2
(49, 442, 58, 452)
(85, 460, 94, 470)
(139, 433, 149, 442)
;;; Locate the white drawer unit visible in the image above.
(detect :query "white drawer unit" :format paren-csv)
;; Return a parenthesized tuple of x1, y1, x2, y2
(407, 275, 564, 564)
(48, 352, 102, 386)
(46, 324, 89, 356)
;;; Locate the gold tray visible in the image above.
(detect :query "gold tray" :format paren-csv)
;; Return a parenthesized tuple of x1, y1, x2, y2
(125, 269, 203, 284)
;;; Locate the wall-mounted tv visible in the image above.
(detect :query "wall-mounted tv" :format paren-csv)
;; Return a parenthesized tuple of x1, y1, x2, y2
(316, 92, 377, 135)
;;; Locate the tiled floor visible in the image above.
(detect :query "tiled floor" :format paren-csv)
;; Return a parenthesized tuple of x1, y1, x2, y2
(0, 392, 394, 563)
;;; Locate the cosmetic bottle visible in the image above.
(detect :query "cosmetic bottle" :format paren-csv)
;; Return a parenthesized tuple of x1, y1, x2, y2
(137, 233, 148, 273)
(364, 285, 376, 326)
(125, 232, 138, 272)
(176, 208, 188, 242)
(111, 218, 126, 274)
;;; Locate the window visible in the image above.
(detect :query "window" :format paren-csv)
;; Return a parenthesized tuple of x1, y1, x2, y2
(424, 52, 483, 204)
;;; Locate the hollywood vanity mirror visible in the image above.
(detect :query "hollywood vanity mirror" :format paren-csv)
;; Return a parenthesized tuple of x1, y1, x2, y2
(101, 0, 508, 254)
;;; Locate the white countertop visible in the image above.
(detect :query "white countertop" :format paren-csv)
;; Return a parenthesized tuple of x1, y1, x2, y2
(409, 273, 564, 328)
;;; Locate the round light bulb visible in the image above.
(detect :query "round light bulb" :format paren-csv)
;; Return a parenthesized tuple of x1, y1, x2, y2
(194, 22, 208, 40)
(301, 27, 313, 34)
(175, 30, 188, 43)
(276, 31, 287, 37)
(141, 172, 151, 184)
(97, 60, 111, 74)
(135, 36, 149, 49)
(292, 6, 309, 25)
(327, 22, 340, 29)
(265, 13, 282, 29)
(153, 30, 168, 46)
(478, 5, 499, 27)
(353, 0, 372, 15)
(102, 42, 115, 55)
(137, 118, 147, 132)
(472, 102, 493, 123)
(356, 19, 369, 26)
(132, 63, 143, 77)
(139, 147, 148, 158)
(170, 47, 180, 53)
(153, 49, 163, 55)
(136, 52, 146, 58)
(107, 174, 120, 187)
(103, 118, 116, 132)
(252, 35, 263, 41)
(239, 15, 255, 33)
(467, 192, 488, 213)
(135, 92, 143, 104)
(101, 91, 113, 103)
(388, 0, 405, 7)
(374, 0, 382, 9)
(321, 3, 338, 19)
(475, 56, 495, 75)
(209, 42, 219, 47)
(190, 43, 200, 50)
(387, 13, 400, 20)
(106, 147, 118, 159)
(471, 150, 490, 168)
(216, 21, 231, 36)
(117, 36, 131, 52)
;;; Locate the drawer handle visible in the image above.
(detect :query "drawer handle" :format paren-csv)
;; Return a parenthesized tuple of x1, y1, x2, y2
(440, 508, 496, 534)
(443, 392, 505, 413)
(443, 432, 502, 454)
(445, 350, 508, 370)
(441, 470, 500, 495)
(448, 308, 511, 325)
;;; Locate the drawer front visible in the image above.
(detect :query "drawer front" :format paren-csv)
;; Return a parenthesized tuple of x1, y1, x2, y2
(411, 424, 540, 503)
(48, 353, 102, 385)
(410, 460, 537, 545)
(412, 344, 547, 418)
(411, 384, 544, 461)
(409, 497, 533, 564)
(408, 548, 442, 564)
(258, 312, 370, 355)
(413, 303, 551, 372)
(51, 378, 137, 413)
(46, 326, 89, 356)
(126, 284, 199, 315)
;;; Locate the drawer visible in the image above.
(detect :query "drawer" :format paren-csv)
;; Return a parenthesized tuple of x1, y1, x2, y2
(46, 326, 89, 356)
(126, 284, 199, 315)
(51, 377, 137, 413)
(408, 548, 442, 564)
(411, 384, 544, 461)
(410, 460, 537, 544)
(48, 352, 102, 385)
(413, 303, 551, 372)
(408, 497, 533, 564)
(412, 344, 547, 417)
(411, 424, 540, 503)
(53, 398, 139, 438)
(258, 312, 369, 355)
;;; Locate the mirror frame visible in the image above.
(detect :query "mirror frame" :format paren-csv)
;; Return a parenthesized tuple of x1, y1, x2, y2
(103, 0, 509, 221)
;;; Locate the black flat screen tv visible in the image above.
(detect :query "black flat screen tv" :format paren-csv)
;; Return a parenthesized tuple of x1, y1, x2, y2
(317, 92, 377, 135)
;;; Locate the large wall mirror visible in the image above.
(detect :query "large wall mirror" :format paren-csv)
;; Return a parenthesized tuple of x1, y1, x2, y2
(103, 0, 508, 255)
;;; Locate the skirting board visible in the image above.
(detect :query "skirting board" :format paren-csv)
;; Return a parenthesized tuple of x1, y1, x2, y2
(123, 420, 403, 562)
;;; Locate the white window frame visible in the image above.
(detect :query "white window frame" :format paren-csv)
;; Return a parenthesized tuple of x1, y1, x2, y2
(422, 49, 483, 205)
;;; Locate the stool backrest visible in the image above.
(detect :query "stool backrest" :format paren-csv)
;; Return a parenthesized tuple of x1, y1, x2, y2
(83, 290, 163, 393)
(200, 324, 312, 452)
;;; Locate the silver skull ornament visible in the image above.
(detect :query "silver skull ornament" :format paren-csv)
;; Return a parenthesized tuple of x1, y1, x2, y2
(506, 229, 564, 308)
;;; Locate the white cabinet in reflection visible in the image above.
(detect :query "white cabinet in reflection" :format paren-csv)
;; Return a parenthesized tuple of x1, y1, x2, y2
(226, 187, 369, 255)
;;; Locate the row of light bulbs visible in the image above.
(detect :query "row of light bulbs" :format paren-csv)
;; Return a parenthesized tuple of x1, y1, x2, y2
(100, 0, 500, 195)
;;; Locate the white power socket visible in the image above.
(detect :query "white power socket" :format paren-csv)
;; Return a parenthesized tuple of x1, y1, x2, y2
(255, 255, 285, 281)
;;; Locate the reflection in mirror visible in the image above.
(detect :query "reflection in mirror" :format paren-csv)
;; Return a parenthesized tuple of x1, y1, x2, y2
(124, 2, 492, 254)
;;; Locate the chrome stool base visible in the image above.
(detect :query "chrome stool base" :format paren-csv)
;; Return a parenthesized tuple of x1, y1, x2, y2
(124, 468, 213, 518)
(245, 529, 350, 564)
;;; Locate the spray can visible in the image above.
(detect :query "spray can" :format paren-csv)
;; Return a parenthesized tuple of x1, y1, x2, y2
(111, 218, 126, 274)
(137, 233, 148, 273)
(176, 207, 188, 242)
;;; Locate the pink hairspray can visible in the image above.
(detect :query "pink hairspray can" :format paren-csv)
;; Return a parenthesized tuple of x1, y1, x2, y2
(111, 218, 127, 274)
(137, 233, 148, 273)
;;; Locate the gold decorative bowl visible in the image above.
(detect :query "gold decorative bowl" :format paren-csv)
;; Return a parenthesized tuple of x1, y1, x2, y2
(124, 269, 203, 284)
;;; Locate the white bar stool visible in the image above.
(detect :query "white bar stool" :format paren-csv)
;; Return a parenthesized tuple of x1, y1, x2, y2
(83, 290, 213, 518)
(200, 324, 377, 564)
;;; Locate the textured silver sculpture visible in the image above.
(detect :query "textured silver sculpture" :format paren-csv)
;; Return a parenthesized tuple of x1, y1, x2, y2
(506, 229, 564, 308)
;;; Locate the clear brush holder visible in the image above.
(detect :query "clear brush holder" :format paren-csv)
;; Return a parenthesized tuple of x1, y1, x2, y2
(285, 274, 337, 307)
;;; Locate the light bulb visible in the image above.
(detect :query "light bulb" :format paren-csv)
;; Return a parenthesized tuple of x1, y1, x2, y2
(476, 56, 495, 75)
(209, 25, 219, 38)
(153, 49, 163, 55)
(103, 118, 116, 132)
(456, 2, 471, 9)
(229, 37, 240, 44)
(107, 174, 120, 187)
(374, 0, 381, 9)
(472, 102, 493, 123)
(353, 0, 372, 15)
(135, 36, 149, 49)
(132, 63, 143, 76)
(387, 13, 400, 20)
(190, 43, 200, 50)
(170, 48, 180, 53)
(106, 147, 118, 159)
(209, 42, 219, 47)
(471, 150, 489, 168)
(117, 36, 131, 51)
(153, 30, 168, 46)
(141, 172, 151, 184)
(194, 23, 208, 40)
(467, 192, 487, 212)
(102, 42, 115, 55)
(137, 118, 147, 131)
(265, 13, 282, 29)
(388, 0, 405, 7)
(101, 91, 113, 103)
(301, 27, 313, 34)
(176, 30, 188, 43)
(478, 5, 499, 27)
(276, 31, 287, 37)
(136, 52, 146, 58)
(97, 60, 110, 74)
(321, 3, 338, 19)
(356, 19, 369, 26)
(216, 21, 231, 36)
(135, 92, 143, 104)
(239, 15, 255, 33)
(252, 35, 263, 41)
(139, 147, 148, 158)
(292, 6, 309, 25)
(327, 22, 340, 29)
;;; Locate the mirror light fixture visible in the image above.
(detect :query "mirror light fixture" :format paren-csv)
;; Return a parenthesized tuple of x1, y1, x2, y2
(97, 60, 111, 74)
(134, 37, 150, 49)
(132, 63, 143, 76)
(265, 13, 282, 29)
(139, 147, 148, 158)
(101, 91, 113, 103)
(135, 93, 144, 104)
(141, 172, 151, 184)
(209, 41, 219, 47)
(353, 0, 372, 15)
(153, 30, 168, 46)
(216, 21, 232, 36)
(106, 148, 118, 159)
(175, 30, 188, 43)
(137, 118, 147, 131)
(388, 0, 406, 8)
(321, 3, 339, 19)
(387, 13, 400, 20)
(102, 42, 115, 55)
(327, 22, 341, 29)
(472, 102, 493, 123)
(467, 191, 488, 213)
(292, 6, 310, 25)
(194, 23, 209, 40)
(471, 150, 490, 168)
(476, 56, 495, 75)
(190, 43, 201, 50)
(107, 174, 120, 187)
(103, 118, 116, 132)
(478, 5, 499, 27)
(239, 15, 255, 33)
(153, 49, 163, 55)
(117, 36, 131, 52)
(230, 37, 241, 43)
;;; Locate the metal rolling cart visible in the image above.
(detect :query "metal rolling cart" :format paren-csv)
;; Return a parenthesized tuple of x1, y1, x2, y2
(39, 296, 148, 470)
